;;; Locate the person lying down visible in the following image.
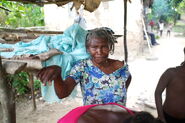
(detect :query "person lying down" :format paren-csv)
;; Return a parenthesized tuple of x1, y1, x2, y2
(58, 103, 164, 123)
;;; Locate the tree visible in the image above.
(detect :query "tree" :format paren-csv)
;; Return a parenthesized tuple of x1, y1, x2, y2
(148, 0, 179, 24)
(0, 0, 44, 28)
(170, 0, 185, 13)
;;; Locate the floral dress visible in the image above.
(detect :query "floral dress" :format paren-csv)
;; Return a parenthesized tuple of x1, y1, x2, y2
(68, 59, 131, 106)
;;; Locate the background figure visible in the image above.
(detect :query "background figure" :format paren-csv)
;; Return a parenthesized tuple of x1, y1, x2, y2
(155, 48, 185, 123)
(74, 11, 87, 29)
(166, 24, 173, 37)
(159, 21, 164, 37)
(147, 32, 159, 46)
(149, 20, 155, 32)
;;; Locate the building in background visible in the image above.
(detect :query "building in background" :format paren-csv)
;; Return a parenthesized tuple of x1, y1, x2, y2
(44, 0, 144, 61)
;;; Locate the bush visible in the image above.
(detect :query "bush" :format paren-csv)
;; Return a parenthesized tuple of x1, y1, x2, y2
(155, 35, 160, 39)
(173, 21, 185, 37)
(173, 25, 185, 33)
(0, 1, 44, 28)
(7, 72, 41, 96)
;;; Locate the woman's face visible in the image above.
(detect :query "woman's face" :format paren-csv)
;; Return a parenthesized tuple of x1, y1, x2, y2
(87, 37, 110, 64)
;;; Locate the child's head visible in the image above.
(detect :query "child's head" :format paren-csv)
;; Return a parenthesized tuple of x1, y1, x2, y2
(85, 27, 116, 55)
(125, 111, 164, 123)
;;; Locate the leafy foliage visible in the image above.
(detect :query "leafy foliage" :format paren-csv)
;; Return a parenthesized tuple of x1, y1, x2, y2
(150, 0, 179, 24)
(172, 21, 185, 36)
(0, 1, 44, 96)
(170, 0, 183, 7)
(176, 0, 185, 13)
(7, 72, 41, 95)
(34, 79, 41, 90)
(0, 0, 44, 28)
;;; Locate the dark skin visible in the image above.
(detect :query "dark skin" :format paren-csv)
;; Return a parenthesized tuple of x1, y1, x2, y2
(37, 37, 131, 99)
(76, 105, 161, 123)
(155, 63, 185, 123)
(78, 107, 131, 123)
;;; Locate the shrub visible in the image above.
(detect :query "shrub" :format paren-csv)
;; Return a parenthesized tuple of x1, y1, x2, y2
(7, 72, 41, 96)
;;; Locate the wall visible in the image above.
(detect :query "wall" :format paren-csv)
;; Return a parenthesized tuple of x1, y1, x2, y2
(44, 0, 144, 61)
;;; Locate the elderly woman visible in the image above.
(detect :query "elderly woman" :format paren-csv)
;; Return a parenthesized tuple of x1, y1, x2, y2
(37, 27, 131, 106)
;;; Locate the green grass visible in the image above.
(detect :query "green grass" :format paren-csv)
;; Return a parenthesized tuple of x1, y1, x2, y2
(173, 25, 185, 33)
(173, 21, 185, 33)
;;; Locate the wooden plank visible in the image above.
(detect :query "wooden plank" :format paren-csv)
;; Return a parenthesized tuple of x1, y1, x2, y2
(2, 59, 43, 72)
(0, 28, 63, 34)
(2, 61, 27, 75)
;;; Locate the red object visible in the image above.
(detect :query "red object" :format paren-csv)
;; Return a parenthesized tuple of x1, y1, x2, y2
(149, 20, 155, 26)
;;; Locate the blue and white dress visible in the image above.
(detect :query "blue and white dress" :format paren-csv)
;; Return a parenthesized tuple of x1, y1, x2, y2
(68, 59, 131, 106)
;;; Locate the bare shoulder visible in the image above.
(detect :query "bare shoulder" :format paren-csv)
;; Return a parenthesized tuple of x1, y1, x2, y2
(161, 67, 179, 80)
(109, 59, 124, 69)
(164, 67, 176, 75)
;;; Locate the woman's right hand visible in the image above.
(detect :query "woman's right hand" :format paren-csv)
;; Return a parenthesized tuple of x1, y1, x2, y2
(37, 65, 61, 86)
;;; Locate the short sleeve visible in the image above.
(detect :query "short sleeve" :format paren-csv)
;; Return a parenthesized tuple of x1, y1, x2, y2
(67, 60, 85, 83)
(119, 64, 131, 78)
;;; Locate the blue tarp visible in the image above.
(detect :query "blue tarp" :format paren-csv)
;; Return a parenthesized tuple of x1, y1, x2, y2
(0, 24, 90, 102)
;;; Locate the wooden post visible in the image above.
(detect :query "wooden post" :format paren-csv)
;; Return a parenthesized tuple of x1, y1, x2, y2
(28, 72, 36, 110)
(0, 57, 16, 123)
(123, 0, 128, 62)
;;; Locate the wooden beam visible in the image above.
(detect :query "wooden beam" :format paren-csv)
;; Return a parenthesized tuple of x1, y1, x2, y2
(0, 48, 14, 52)
(2, 59, 43, 72)
(6, 0, 72, 6)
(2, 61, 27, 75)
(0, 28, 63, 34)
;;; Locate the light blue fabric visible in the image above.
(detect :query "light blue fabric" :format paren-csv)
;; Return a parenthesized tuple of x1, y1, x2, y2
(0, 35, 50, 58)
(0, 24, 90, 103)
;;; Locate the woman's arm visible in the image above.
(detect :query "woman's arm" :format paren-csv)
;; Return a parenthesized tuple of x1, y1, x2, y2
(54, 77, 77, 98)
(126, 75, 131, 89)
(37, 65, 77, 99)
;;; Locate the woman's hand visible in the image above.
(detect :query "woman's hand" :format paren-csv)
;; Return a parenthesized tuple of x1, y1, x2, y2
(37, 65, 61, 86)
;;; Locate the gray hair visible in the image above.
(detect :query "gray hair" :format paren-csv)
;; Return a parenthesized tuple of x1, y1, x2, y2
(85, 27, 116, 55)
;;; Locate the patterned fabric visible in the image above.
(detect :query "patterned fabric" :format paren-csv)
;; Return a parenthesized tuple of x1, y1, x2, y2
(68, 59, 131, 106)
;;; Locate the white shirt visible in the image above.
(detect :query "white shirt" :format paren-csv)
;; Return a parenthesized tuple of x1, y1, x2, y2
(159, 23, 164, 30)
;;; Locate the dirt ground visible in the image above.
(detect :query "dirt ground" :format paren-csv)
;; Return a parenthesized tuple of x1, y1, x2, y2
(13, 32, 185, 123)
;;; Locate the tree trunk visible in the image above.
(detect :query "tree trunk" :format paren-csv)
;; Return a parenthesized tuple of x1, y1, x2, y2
(0, 57, 16, 123)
